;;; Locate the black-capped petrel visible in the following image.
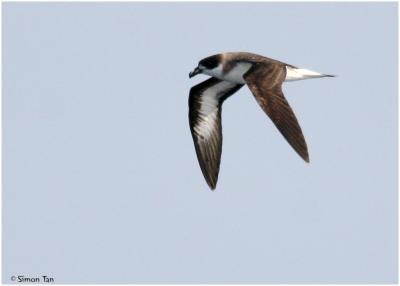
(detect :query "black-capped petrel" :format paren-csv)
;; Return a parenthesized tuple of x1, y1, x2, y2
(188, 52, 334, 190)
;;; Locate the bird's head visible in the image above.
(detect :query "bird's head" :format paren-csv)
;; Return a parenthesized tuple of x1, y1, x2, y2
(189, 55, 221, 78)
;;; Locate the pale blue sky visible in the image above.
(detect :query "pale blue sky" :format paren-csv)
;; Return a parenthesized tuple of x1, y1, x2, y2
(3, 2, 398, 283)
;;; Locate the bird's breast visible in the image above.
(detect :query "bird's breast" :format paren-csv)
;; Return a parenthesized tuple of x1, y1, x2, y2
(223, 62, 252, 84)
(206, 62, 252, 84)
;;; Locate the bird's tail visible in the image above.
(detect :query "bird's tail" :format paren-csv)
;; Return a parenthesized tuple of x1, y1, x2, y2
(285, 66, 336, 81)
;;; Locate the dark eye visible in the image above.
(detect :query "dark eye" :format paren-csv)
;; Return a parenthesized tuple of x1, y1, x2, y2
(199, 55, 219, 69)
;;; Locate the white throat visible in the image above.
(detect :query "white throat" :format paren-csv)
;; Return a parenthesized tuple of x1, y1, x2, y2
(203, 63, 252, 84)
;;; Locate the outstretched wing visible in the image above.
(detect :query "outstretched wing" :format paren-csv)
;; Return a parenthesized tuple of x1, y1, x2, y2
(244, 63, 309, 162)
(189, 77, 243, 190)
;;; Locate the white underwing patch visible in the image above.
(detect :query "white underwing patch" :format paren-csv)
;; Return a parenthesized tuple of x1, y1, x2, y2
(194, 81, 238, 140)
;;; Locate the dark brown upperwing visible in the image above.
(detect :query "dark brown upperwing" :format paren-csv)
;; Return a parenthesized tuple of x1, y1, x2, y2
(244, 63, 309, 162)
(189, 77, 243, 190)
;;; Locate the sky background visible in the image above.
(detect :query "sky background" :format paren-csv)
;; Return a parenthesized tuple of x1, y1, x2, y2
(3, 2, 398, 284)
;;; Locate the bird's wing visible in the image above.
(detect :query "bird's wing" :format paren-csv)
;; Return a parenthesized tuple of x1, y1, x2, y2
(243, 63, 309, 162)
(189, 77, 243, 190)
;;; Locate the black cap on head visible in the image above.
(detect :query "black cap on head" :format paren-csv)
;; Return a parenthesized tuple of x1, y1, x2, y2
(198, 54, 220, 70)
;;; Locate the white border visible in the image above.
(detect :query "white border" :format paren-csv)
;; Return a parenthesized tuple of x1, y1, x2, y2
(0, 1, 398, 286)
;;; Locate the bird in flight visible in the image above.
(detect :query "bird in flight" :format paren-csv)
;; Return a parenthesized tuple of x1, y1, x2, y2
(188, 52, 334, 190)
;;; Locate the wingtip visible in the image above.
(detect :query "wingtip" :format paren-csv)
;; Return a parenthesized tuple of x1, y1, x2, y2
(300, 152, 310, 163)
(208, 183, 217, 191)
(324, 74, 336, 78)
(303, 153, 310, 163)
(205, 173, 218, 190)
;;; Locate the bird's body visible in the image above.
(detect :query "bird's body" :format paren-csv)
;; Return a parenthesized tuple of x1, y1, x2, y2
(188, 52, 334, 190)
(199, 52, 328, 84)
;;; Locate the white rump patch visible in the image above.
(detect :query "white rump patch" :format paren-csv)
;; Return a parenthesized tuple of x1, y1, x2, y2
(285, 66, 324, 81)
